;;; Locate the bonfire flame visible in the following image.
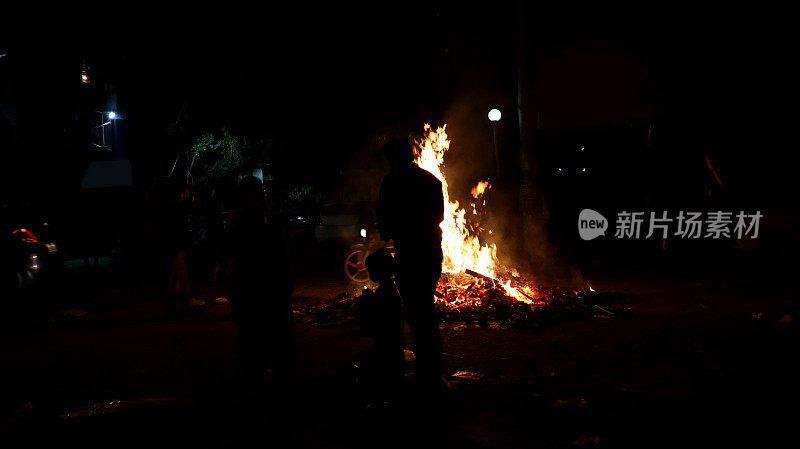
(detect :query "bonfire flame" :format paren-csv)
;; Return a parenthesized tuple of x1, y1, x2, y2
(471, 181, 491, 198)
(413, 124, 497, 277)
(412, 124, 536, 305)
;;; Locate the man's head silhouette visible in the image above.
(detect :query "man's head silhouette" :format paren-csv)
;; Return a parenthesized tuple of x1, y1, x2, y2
(237, 175, 262, 200)
(236, 175, 267, 212)
(383, 138, 414, 172)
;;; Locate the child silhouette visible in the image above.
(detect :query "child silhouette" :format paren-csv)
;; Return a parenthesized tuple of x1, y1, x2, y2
(359, 248, 404, 405)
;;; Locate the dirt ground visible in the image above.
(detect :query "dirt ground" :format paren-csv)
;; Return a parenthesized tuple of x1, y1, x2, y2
(1, 253, 798, 448)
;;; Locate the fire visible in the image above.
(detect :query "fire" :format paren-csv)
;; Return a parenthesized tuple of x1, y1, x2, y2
(471, 181, 491, 198)
(413, 124, 497, 277)
(412, 124, 536, 305)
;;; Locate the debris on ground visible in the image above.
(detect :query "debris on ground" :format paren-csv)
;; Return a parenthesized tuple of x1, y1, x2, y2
(555, 398, 589, 409)
(56, 309, 88, 318)
(57, 397, 191, 419)
(573, 434, 604, 447)
(451, 371, 484, 380)
(294, 293, 360, 328)
(292, 279, 627, 329)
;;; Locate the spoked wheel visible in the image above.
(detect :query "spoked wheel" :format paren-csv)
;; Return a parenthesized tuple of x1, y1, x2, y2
(344, 248, 370, 283)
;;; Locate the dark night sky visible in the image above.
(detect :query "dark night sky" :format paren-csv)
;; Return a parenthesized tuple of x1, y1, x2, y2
(3, 2, 520, 188)
(2, 3, 797, 210)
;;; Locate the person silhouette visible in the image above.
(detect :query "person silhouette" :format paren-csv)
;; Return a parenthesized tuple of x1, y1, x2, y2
(376, 137, 444, 392)
(359, 248, 404, 405)
(150, 178, 193, 319)
(226, 176, 295, 385)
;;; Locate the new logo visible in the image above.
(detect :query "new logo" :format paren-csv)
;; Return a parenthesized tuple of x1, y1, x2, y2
(578, 209, 608, 240)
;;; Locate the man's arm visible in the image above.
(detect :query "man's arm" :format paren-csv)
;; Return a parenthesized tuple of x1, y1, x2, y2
(376, 176, 392, 241)
(433, 179, 444, 226)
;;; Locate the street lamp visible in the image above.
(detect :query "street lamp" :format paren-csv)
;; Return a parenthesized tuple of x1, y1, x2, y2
(93, 110, 119, 150)
(488, 109, 501, 175)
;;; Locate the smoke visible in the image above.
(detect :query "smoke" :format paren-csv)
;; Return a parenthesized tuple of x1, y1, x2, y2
(439, 95, 586, 287)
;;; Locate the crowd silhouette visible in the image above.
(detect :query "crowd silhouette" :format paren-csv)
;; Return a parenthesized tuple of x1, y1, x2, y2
(150, 137, 446, 405)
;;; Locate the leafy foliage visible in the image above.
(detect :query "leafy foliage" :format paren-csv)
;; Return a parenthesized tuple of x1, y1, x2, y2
(287, 184, 314, 202)
(187, 127, 264, 184)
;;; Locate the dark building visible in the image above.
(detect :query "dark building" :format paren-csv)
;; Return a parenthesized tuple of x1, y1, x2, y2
(0, 44, 134, 257)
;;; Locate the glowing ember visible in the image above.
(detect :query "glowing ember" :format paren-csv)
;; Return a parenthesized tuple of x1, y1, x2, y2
(412, 124, 537, 306)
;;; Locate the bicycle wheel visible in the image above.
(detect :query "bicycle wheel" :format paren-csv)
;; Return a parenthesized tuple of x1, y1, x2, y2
(344, 248, 370, 282)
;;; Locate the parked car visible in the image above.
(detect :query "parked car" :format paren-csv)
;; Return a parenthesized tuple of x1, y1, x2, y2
(313, 202, 374, 243)
(1, 201, 62, 297)
(1, 225, 61, 296)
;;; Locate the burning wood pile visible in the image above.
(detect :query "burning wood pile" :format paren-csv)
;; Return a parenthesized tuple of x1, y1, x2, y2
(433, 270, 620, 328)
(293, 123, 628, 329)
(292, 276, 622, 330)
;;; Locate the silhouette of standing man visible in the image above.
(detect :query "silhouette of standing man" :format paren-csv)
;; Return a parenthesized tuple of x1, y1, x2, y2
(227, 176, 295, 385)
(377, 137, 444, 391)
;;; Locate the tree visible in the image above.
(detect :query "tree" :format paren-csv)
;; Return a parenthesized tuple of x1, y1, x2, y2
(186, 127, 270, 186)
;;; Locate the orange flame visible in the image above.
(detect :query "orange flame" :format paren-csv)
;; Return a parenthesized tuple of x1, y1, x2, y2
(413, 124, 497, 277)
(413, 124, 535, 305)
(471, 181, 491, 198)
